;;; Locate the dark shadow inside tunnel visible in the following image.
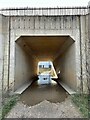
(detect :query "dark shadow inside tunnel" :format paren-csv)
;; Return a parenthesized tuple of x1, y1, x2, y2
(14, 35, 76, 101)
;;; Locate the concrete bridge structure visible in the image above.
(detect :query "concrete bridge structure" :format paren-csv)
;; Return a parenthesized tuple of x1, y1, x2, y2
(0, 5, 90, 95)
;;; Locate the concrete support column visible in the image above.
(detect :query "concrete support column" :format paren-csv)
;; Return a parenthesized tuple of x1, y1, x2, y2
(80, 16, 88, 92)
(0, 15, 3, 107)
(9, 31, 15, 92)
(73, 27, 82, 92)
(87, 2, 90, 93)
(3, 17, 9, 93)
(0, 15, 9, 95)
(87, 2, 90, 118)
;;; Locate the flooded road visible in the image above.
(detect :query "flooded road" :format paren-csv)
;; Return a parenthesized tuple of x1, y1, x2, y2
(20, 81, 68, 106)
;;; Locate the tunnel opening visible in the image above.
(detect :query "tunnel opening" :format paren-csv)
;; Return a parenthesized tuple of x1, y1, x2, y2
(15, 35, 75, 96)
(37, 61, 57, 85)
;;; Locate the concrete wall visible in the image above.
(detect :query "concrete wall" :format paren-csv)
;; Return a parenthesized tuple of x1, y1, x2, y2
(0, 8, 89, 93)
(54, 43, 76, 91)
(87, 3, 90, 93)
(0, 15, 3, 104)
(8, 16, 81, 93)
(0, 7, 88, 16)
(0, 15, 9, 94)
(14, 43, 36, 91)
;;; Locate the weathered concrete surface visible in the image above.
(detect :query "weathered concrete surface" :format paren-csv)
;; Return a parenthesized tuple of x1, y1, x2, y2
(15, 43, 36, 91)
(0, 7, 88, 16)
(0, 15, 9, 93)
(0, 7, 89, 94)
(87, 2, 90, 94)
(54, 40, 76, 90)
(0, 15, 3, 110)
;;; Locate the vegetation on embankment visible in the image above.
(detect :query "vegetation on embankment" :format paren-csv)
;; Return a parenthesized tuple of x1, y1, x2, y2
(71, 94, 90, 118)
(0, 93, 89, 119)
(0, 95, 19, 120)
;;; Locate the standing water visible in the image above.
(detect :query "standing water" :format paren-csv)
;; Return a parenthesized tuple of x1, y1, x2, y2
(20, 81, 68, 106)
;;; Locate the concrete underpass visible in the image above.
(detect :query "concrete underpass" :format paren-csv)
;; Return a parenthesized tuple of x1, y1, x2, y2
(0, 6, 89, 103)
(0, 6, 89, 117)
(15, 35, 76, 96)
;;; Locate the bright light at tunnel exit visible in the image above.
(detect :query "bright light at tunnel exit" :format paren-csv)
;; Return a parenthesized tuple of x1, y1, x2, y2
(37, 61, 59, 85)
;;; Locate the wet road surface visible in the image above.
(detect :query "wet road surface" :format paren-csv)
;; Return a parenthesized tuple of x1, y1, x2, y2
(20, 81, 68, 106)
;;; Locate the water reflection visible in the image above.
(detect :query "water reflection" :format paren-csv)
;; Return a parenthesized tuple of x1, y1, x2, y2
(20, 81, 68, 106)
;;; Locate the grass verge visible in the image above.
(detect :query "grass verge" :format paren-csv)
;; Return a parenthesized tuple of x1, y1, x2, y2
(71, 94, 90, 118)
(0, 95, 19, 120)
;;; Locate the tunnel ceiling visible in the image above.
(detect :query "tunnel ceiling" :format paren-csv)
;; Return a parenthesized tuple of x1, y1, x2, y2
(16, 36, 74, 61)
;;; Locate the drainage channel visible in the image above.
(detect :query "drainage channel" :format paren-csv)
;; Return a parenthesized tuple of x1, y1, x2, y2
(20, 81, 68, 106)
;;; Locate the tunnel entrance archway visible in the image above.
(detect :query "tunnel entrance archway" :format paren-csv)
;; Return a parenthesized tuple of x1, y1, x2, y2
(15, 35, 75, 93)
